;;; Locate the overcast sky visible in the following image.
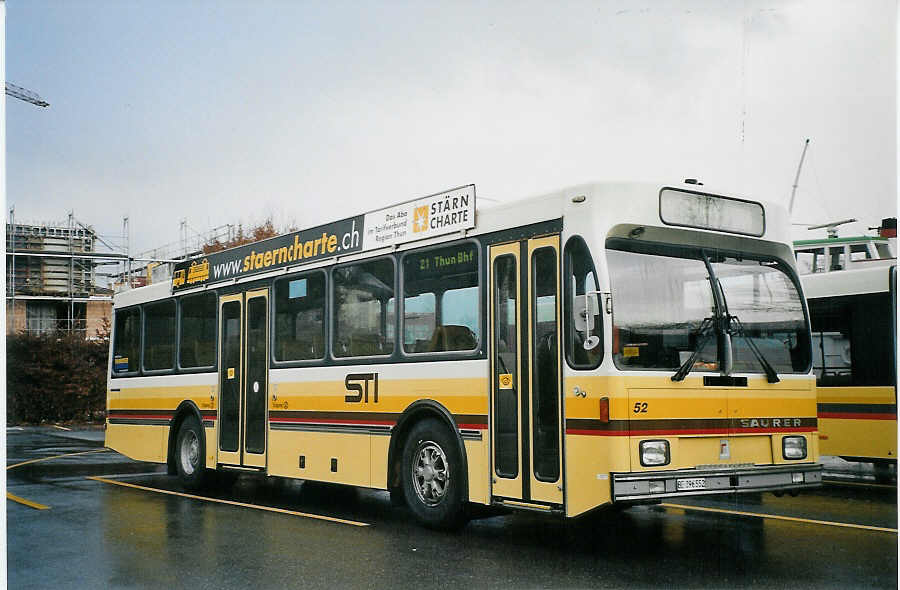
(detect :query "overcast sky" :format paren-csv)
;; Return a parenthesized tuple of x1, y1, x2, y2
(6, 0, 897, 256)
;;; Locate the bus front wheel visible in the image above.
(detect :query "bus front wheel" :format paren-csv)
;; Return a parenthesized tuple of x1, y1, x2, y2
(401, 419, 466, 529)
(175, 415, 209, 491)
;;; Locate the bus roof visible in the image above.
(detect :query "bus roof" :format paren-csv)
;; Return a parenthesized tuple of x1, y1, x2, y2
(801, 264, 895, 299)
(794, 236, 891, 247)
(114, 180, 787, 308)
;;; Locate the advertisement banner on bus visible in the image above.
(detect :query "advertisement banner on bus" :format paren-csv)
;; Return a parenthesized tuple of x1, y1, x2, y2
(171, 185, 476, 291)
(172, 215, 365, 291)
(362, 184, 476, 250)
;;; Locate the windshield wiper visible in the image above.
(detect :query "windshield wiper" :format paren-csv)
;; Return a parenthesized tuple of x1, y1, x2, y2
(728, 315, 780, 383)
(671, 316, 716, 382)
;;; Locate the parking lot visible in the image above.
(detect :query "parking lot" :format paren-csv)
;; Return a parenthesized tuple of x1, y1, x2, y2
(7, 426, 898, 589)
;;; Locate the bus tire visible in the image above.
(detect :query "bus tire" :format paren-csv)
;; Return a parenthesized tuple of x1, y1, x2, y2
(175, 415, 208, 491)
(401, 419, 466, 529)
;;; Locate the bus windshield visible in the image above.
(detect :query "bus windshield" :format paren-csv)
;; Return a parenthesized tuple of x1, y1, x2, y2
(607, 248, 810, 374)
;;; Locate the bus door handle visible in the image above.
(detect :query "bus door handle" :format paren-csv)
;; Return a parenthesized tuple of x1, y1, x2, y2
(574, 386, 587, 398)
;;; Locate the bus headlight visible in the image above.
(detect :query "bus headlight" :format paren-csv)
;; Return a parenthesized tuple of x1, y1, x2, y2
(782, 436, 807, 460)
(640, 440, 670, 467)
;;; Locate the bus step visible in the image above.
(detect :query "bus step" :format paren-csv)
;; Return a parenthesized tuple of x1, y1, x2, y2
(493, 499, 563, 514)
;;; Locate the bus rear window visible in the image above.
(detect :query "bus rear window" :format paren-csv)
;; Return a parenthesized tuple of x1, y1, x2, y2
(113, 307, 141, 374)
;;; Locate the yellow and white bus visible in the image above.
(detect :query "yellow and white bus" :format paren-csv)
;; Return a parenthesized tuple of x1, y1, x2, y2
(800, 261, 897, 480)
(106, 182, 822, 528)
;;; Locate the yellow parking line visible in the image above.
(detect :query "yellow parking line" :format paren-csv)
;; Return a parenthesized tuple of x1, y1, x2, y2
(662, 503, 897, 534)
(87, 476, 370, 528)
(6, 492, 50, 510)
(7, 449, 110, 511)
(7, 449, 108, 471)
(824, 479, 896, 490)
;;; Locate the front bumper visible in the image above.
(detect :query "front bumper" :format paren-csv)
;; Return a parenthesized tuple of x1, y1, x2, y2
(612, 463, 822, 503)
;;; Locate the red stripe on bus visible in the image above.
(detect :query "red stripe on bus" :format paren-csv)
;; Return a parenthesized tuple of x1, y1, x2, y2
(269, 418, 396, 426)
(269, 418, 487, 431)
(565, 427, 816, 436)
(818, 412, 897, 421)
(108, 413, 217, 421)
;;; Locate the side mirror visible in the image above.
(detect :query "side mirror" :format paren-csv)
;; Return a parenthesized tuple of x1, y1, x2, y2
(574, 293, 600, 350)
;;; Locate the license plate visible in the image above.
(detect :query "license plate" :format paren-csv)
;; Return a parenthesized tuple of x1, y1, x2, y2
(676, 477, 707, 491)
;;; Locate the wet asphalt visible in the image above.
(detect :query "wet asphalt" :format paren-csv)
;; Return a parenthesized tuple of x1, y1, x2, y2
(7, 427, 898, 589)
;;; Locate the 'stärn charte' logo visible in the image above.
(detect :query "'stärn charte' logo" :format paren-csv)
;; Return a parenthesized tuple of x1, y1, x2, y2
(413, 206, 429, 233)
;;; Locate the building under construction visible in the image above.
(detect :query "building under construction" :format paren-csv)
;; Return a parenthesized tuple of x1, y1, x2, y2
(7, 212, 281, 336)
(6, 219, 115, 337)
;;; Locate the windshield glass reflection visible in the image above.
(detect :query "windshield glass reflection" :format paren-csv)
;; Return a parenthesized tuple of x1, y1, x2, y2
(607, 249, 809, 374)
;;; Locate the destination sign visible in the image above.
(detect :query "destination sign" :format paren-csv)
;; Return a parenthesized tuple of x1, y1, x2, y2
(172, 185, 476, 291)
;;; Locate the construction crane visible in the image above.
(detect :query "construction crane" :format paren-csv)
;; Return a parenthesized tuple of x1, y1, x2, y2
(788, 138, 809, 214)
(5, 82, 49, 107)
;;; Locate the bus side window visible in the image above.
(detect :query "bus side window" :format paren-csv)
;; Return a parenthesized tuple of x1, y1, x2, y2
(564, 236, 602, 369)
(828, 247, 846, 272)
(144, 300, 176, 372)
(795, 250, 815, 274)
(274, 272, 326, 362)
(179, 292, 217, 369)
(849, 244, 873, 262)
(402, 241, 479, 354)
(808, 248, 827, 273)
(333, 258, 396, 358)
(112, 307, 141, 374)
(809, 293, 894, 387)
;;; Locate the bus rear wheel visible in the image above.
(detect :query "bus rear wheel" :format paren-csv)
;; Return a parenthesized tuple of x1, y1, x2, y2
(175, 415, 209, 491)
(401, 419, 466, 529)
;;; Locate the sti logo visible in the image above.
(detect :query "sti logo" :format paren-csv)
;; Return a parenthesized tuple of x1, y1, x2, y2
(413, 206, 429, 233)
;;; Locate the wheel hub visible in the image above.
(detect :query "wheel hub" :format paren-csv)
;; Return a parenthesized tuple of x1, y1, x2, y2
(180, 431, 199, 476)
(412, 441, 449, 506)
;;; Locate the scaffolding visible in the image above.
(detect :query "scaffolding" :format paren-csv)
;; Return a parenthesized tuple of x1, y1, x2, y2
(123, 222, 236, 286)
(6, 211, 122, 336)
(6, 210, 229, 335)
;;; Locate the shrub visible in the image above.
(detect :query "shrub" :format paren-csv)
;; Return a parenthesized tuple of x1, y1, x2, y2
(6, 323, 109, 424)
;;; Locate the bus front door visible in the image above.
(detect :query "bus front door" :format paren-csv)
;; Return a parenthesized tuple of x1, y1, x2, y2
(489, 236, 563, 505)
(218, 289, 269, 469)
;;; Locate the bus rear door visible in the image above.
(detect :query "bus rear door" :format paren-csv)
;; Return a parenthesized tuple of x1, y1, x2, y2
(218, 288, 269, 469)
